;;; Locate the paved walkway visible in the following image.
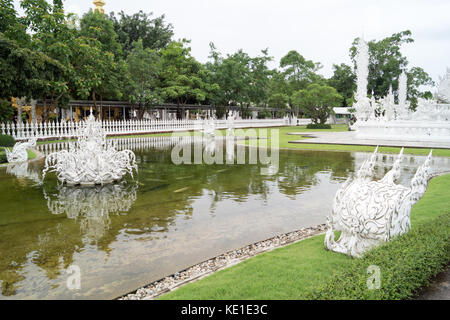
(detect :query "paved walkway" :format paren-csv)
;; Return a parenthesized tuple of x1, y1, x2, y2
(287, 131, 450, 149)
(415, 268, 450, 300)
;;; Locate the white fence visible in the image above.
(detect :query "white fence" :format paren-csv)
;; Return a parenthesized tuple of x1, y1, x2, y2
(1, 118, 311, 141)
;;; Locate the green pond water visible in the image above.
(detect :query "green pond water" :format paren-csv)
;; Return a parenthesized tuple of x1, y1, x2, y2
(0, 138, 448, 299)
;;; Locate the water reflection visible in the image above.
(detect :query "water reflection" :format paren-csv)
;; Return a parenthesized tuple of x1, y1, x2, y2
(1, 137, 449, 299)
(43, 182, 138, 242)
(6, 162, 42, 184)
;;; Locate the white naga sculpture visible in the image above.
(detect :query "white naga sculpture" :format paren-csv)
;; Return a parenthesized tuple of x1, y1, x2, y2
(5, 138, 37, 163)
(324, 147, 433, 258)
(42, 110, 137, 186)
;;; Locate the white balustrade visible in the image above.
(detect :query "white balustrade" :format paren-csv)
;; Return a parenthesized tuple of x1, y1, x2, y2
(2, 118, 295, 141)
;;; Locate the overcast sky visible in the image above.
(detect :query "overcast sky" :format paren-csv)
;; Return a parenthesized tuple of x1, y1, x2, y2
(13, 0, 450, 86)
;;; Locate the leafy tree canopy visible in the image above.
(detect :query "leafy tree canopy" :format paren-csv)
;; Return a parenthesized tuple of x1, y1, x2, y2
(292, 83, 342, 124)
(109, 10, 173, 56)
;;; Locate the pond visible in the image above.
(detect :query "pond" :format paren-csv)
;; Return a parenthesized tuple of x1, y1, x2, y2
(0, 137, 449, 299)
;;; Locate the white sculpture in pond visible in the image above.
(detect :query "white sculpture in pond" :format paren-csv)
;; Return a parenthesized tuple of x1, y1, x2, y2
(324, 147, 433, 258)
(42, 109, 137, 186)
(5, 138, 37, 163)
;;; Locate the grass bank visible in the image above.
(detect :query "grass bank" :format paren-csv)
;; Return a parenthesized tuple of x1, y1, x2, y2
(160, 173, 450, 300)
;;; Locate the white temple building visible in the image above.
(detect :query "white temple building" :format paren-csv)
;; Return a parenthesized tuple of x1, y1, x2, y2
(351, 38, 450, 142)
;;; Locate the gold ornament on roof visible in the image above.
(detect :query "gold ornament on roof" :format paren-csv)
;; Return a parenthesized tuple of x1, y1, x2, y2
(93, 0, 105, 14)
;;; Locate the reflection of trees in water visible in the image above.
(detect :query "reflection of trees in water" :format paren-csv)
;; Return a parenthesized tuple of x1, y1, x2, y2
(133, 146, 355, 212)
(0, 141, 357, 298)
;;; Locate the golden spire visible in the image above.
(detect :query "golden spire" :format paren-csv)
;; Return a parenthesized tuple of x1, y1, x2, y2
(93, 0, 105, 14)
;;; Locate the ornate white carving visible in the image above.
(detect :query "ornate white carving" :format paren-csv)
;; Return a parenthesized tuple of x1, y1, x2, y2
(437, 67, 450, 103)
(5, 138, 36, 163)
(325, 147, 433, 258)
(42, 110, 137, 186)
(353, 38, 373, 122)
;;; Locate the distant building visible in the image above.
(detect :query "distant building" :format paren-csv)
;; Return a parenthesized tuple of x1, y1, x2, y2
(330, 107, 353, 124)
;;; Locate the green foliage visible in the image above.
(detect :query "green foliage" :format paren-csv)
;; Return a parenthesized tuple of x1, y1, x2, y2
(126, 39, 162, 117)
(206, 43, 272, 117)
(0, 99, 14, 122)
(292, 83, 343, 124)
(109, 10, 173, 56)
(80, 10, 122, 58)
(328, 63, 356, 107)
(306, 123, 332, 129)
(0, 0, 30, 46)
(0, 134, 15, 147)
(309, 214, 450, 300)
(158, 40, 215, 105)
(268, 92, 289, 109)
(256, 109, 272, 119)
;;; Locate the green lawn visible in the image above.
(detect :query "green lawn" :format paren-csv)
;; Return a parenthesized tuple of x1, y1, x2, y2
(160, 173, 450, 300)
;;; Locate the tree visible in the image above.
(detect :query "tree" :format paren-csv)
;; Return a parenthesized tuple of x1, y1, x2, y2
(292, 83, 342, 124)
(20, 0, 74, 121)
(109, 10, 173, 56)
(280, 50, 322, 88)
(126, 39, 161, 118)
(80, 9, 122, 59)
(0, 0, 30, 46)
(350, 30, 434, 107)
(328, 63, 356, 107)
(158, 40, 215, 106)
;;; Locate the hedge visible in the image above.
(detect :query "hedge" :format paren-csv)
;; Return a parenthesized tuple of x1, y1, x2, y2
(0, 134, 15, 147)
(306, 123, 332, 129)
(307, 213, 450, 300)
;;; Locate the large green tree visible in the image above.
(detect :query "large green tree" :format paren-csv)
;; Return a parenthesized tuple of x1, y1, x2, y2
(109, 10, 173, 56)
(126, 39, 161, 118)
(158, 40, 216, 106)
(328, 63, 356, 108)
(292, 83, 342, 124)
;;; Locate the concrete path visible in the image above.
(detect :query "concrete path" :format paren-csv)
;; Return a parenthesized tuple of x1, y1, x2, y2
(415, 268, 450, 300)
(288, 131, 450, 149)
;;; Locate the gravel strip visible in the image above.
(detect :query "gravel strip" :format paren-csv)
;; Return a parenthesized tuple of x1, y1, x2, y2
(119, 223, 327, 300)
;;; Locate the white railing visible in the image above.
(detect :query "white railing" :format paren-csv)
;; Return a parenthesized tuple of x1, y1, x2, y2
(1, 118, 308, 141)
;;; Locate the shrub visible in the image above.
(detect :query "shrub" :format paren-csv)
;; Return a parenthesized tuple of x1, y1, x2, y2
(0, 151, 6, 163)
(306, 123, 332, 129)
(308, 213, 450, 300)
(0, 134, 15, 147)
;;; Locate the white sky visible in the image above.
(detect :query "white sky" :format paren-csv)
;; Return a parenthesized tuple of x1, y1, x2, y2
(13, 0, 450, 86)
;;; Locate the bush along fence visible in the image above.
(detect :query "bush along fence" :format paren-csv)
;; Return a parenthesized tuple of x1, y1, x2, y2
(0, 118, 312, 141)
